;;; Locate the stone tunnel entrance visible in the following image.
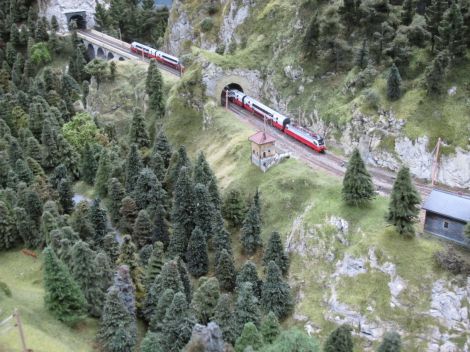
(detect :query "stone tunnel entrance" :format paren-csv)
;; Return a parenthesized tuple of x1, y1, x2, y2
(66, 12, 87, 30)
(221, 83, 244, 107)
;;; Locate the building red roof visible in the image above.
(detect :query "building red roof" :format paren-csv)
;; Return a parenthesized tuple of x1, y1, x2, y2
(248, 131, 276, 145)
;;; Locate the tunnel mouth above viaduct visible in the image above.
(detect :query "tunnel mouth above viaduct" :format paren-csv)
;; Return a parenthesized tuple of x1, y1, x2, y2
(221, 83, 244, 106)
(66, 12, 87, 30)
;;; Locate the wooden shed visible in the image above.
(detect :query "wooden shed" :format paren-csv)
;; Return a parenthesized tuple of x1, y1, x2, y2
(422, 190, 470, 246)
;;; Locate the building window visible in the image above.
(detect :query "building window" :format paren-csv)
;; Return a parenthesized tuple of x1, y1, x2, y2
(443, 221, 449, 229)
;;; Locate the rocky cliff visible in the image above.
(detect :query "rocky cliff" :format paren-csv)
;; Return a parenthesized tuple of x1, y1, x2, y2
(38, 0, 101, 32)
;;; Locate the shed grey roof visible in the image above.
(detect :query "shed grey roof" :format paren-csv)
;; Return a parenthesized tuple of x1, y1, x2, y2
(423, 189, 470, 222)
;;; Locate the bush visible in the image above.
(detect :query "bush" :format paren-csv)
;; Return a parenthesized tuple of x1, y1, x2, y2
(200, 18, 214, 32)
(0, 281, 12, 297)
(30, 42, 52, 66)
(207, 2, 220, 15)
(434, 247, 470, 275)
(362, 88, 380, 110)
(216, 44, 225, 55)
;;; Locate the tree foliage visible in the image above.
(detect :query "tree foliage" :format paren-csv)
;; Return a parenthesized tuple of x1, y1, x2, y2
(342, 149, 375, 206)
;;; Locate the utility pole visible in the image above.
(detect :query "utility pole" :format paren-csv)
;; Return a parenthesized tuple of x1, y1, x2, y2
(431, 137, 441, 187)
(225, 90, 228, 110)
(13, 309, 29, 352)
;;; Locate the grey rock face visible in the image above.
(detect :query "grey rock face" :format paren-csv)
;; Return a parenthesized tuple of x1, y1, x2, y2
(186, 322, 225, 352)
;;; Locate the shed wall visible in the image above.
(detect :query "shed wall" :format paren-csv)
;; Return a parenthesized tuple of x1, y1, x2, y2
(424, 211, 468, 246)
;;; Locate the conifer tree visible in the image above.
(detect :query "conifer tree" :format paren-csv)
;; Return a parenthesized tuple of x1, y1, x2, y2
(213, 227, 233, 265)
(234, 283, 261, 337)
(378, 331, 402, 352)
(95, 148, 111, 198)
(0, 201, 17, 249)
(387, 64, 401, 101)
(70, 241, 105, 317)
(82, 80, 90, 108)
(191, 277, 220, 325)
(236, 260, 262, 299)
(70, 201, 95, 243)
(194, 152, 213, 185)
(152, 204, 170, 250)
(426, 0, 447, 52)
(103, 233, 120, 264)
(41, 211, 59, 245)
(139, 244, 153, 266)
(125, 144, 143, 193)
(119, 196, 138, 234)
(211, 293, 237, 344)
(177, 257, 193, 302)
(41, 118, 60, 170)
(160, 292, 196, 352)
(129, 107, 150, 147)
(108, 177, 125, 226)
(401, 0, 415, 26)
(187, 226, 209, 277)
(235, 322, 263, 352)
(263, 231, 289, 275)
(386, 167, 421, 237)
(15, 159, 33, 185)
(99, 286, 137, 352)
(95, 251, 113, 294)
(49, 164, 68, 189)
(10, 24, 20, 47)
(90, 199, 108, 248)
(51, 15, 59, 32)
(43, 247, 86, 325)
(144, 241, 164, 290)
(143, 260, 183, 321)
(216, 249, 236, 292)
(146, 59, 157, 93)
(147, 60, 165, 119)
(149, 288, 175, 332)
(153, 127, 172, 168)
(439, 1, 467, 59)
(355, 40, 369, 69)
(425, 50, 449, 95)
(109, 61, 116, 81)
(35, 18, 49, 42)
(324, 325, 354, 352)
(133, 209, 153, 248)
(117, 235, 145, 305)
(133, 167, 167, 212)
(261, 261, 293, 320)
(149, 148, 166, 182)
(80, 143, 97, 185)
(260, 311, 280, 344)
(241, 202, 262, 255)
(15, 207, 35, 248)
(58, 178, 74, 214)
(165, 145, 191, 192)
(168, 225, 188, 259)
(113, 265, 137, 317)
(342, 149, 375, 206)
(193, 183, 214, 239)
(141, 331, 163, 352)
(25, 188, 43, 229)
(223, 189, 246, 228)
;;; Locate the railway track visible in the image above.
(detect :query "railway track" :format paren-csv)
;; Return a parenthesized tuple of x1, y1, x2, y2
(77, 30, 182, 77)
(228, 103, 433, 198)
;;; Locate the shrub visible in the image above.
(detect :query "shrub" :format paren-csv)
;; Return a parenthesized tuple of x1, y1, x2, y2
(30, 42, 52, 66)
(362, 88, 380, 110)
(200, 18, 214, 32)
(434, 247, 470, 275)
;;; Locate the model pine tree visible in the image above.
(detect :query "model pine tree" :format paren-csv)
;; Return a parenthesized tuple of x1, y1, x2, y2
(99, 286, 137, 352)
(43, 247, 86, 325)
(133, 167, 167, 212)
(139, 244, 154, 266)
(80, 143, 97, 184)
(152, 204, 170, 250)
(149, 288, 175, 332)
(112, 265, 137, 317)
(386, 167, 421, 237)
(213, 227, 233, 265)
(15, 207, 35, 248)
(153, 127, 172, 168)
(235, 322, 264, 352)
(103, 233, 120, 264)
(236, 260, 262, 298)
(387, 64, 401, 101)
(95, 148, 111, 198)
(133, 209, 153, 248)
(439, 1, 467, 60)
(117, 235, 145, 306)
(193, 183, 215, 239)
(355, 39, 369, 69)
(425, 0, 448, 53)
(119, 196, 138, 234)
(89, 198, 108, 249)
(234, 283, 261, 336)
(129, 107, 150, 148)
(144, 241, 164, 290)
(216, 249, 237, 292)
(147, 60, 165, 119)
(241, 201, 262, 255)
(342, 149, 375, 206)
(58, 178, 74, 214)
(108, 177, 125, 226)
(125, 144, 143, 193)
(263, 231, 289, 275)
(140, 331, 163, 352)
(186, 226, 209, 277)
(177, 257, 193, 301)
(260, 311, 280, 344)
(160, 292, 196, 352)
(0, 201, 17, 249)
(70, 240, 105, 317)
(191, 277, 220, 324)
(401, 0, 415, 25)
(222, 189, 246, 228)
(194, 151, 213, 185)
(378, 331, 402, 352)
(425, 50, 449, 96)
(324, 324, 354, 352)
(211, 293, 237, 344)
(261, 261, 293, 320)
(95, 251, 113, 295)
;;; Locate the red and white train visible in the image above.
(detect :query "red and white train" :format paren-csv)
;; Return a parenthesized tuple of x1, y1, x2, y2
(227, 89, 326, 153)
(130, 42, 184, 72)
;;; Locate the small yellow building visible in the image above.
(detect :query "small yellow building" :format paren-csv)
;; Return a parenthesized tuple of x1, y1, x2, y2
(248, 131, 276, 172)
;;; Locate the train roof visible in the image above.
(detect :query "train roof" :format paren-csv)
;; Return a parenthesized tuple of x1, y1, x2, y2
(131, 42, 180, 63)
(288, 123, 323, 141)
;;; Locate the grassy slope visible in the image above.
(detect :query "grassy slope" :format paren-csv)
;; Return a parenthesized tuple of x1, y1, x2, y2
(177, 0, 470, 154)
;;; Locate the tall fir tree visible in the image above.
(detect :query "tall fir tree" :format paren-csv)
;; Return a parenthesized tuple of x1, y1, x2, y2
(261, 261, 294, 320)
(108, 177, 125, 226)
(149, 148, 166, 182)
(70, 241, 105, 317)
(401, 0, 415, 25)
(324, 325, 354, 352)
(425, 50, 449, 95)
(147, 59, 165, 119)
(177, 257, 193, 302)
(125, 144, 143, 193)
(80, 143, 98, 185)
(236, 260, 262, 299)
(149, 288, 175, 332)
(241, 201, 262, 255)
(223, 189, 246, 228)
(260, 311, 280, 344)
(426, 0, 448, 52)
(58, 178, 74, 214)
(191, 277, 220, 325)
(0, 201, 17, 249)
(140, 331, 163, 352)
(153, 127, 172, 168)
(133, 167, 167, 213)
(117, 235, 145, 306)
(216, 249, 237, 292)
(342, 149, 375, 206)
(211, 293, 237, 345)
(41, 118, 61, 170)
(133, 209, 153, 248)
(95, 251, 113, 295)
(43, 247, 86, 325)
(386, 167, 421, 237)
(234, 282, 261, 337)
(165, 145, 191, 193)
(263, 231, 289, 276)
(193, 183, 215, 240)
(213, 227, 233, 265)
(378, 331, 402, 352)
(89, 199, 108, 249)
(103, 233, 120, 264)
(387, 64, 401, 101)
(439, 1, 467, 60)
(128, 107, 150, 148)
(186, 226, 209, 277)
(144, 241, 164, 290)
(15, 159, 33, 185)
(119, 196, 138, 234)
(235, 322, 263, 352)
(71, 201, 95, 243)
(355, 40, 369, 69)
(112, 265, 137, 317)
(95, 148, 111, 198)
(152, 204, 170, 250)
(15, 207, 36, 248)
(139, 244, 154, 266)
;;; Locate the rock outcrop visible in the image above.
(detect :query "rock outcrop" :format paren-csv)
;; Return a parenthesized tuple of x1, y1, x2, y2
(38, 0, 100, 32)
